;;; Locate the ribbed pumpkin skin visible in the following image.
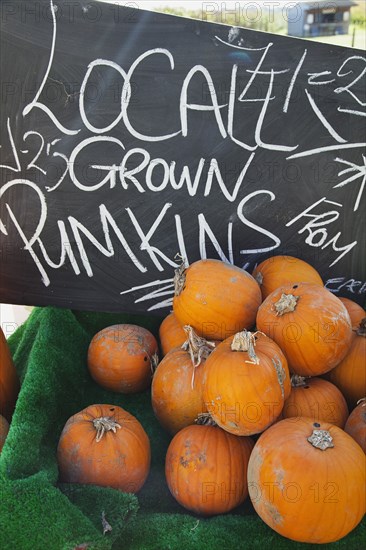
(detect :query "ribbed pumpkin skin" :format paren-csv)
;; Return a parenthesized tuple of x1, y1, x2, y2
(151, 348, 207, 434)
(252, 255, 323, 300)
(159, 313, 186, 356)
(282, 378, 349, 428)
(173, 259, 261, 340)
(329, 330, 366, 408)
(344, 400, 366, 453)
(202, 333, 290, 435)
(339, 298, 365, 332)
(247, 418, 366, 543)
(165, 424, 254, 516)
(0, 414, 10, 453)
(87, 324, 158, 393)
(0, 327, 20, 421)
(256, 283, 352, 376)
(57, 404, 150, 493)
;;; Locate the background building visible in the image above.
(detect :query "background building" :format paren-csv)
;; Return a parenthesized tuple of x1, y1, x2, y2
(288, 1, 357, 37)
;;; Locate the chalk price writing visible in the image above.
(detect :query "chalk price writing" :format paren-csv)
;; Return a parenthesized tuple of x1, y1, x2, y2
(0, 118, 68, 186)
(0, 0, 365, 310)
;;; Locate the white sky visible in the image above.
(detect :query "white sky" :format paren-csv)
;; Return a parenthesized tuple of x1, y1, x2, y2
(134, 1, 284, 6)
(98, 1, 363, 12)
(97, 1, 297, 9)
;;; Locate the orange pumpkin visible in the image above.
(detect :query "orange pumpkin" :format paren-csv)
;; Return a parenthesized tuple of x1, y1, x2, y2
(329, 318, 366, 408)
(0, 414, 10, 453)
(57, 404, 150, 492)
(87, 324, 158, 393)
(339, 298, 365, 332)
(159, 313, 186, 356)
(252, 255, 323, 300)
(202, 331, 290, 435)
(0, 327, 20, 420)
(282, 375, 348, 428)
(152, 327, 214, 434)
(344, 398, 366, 453)
(165, 423, 254, 515)
(173, 259, 261, 340)
(248, 417, 366, 543)
(256, 283, 352, 376)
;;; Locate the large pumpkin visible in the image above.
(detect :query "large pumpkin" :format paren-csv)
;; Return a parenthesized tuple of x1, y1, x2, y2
(248, 417, 366, 543)
(252, 255, 323, 300)
(256, 283, 352, 376)
(0, 327, 20, 420)
(165, 423, 254, 515)
(57, 404, 150, 493)
(159, 313, 186, 356)
(282, 375, 348, 428)
(344, 398, 366, 453)
(202, 331, 290, 435)
(152, 326, 214, 434)
(329, 318, 366, 408)
(87, 324, 158, 393)
(339, 298, 365, 331)
(173, 259, 261, 340)
(0, 414, 10, 453)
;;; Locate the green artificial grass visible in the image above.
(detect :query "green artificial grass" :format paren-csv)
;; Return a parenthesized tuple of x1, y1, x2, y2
(1, 307, 365, 550)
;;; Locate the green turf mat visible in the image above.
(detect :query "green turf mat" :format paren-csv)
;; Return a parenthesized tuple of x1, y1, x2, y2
(1, 307, 365, 550)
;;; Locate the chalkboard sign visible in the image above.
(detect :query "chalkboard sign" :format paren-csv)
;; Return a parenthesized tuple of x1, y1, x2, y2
(1, 0, 365, 313)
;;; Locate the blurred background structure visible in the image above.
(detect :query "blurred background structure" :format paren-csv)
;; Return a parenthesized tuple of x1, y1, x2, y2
(287, 1, 356, 38)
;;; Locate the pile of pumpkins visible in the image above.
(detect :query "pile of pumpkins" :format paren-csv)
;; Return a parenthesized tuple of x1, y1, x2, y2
(1, 255, 365, 544)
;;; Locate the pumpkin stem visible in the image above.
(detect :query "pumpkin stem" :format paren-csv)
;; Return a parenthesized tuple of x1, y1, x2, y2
(231, 330, 260, 364)
(356, 317, 366, 337)
(93, 417, 122, 442)
(150, 351, 159, 373)
(181, 325, 216, 389)
(195, 413, 217, 426)
(274, 293, 299, 316)
(307, 428, 334, 450)
(142, 349, 159, 374)
(255, 271, 263, 285)
(291, 374, 307, 387)
(173, 258, 188, 297)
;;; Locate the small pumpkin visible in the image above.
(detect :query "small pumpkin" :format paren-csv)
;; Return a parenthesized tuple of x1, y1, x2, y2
(159, 313, 186, 356)
(202, 331, 290, 435)
(252, 255, 323, 300)
(329, 318, 366, 408)
(0, 414, 10, 453)
(165, 422, 254, 515)
(248, 417, 366, 543)
(57, 404, 150, 492)
(282, 375, 348, 428)
(256, 283, 352, 376)
(87, 324, 158, 393)
(339, 298, 365, 332)
(0, 327, 20, 420)
(344, 398, 366, 453)
(152, 326, 214, 434)
(173, 259, 261, 340)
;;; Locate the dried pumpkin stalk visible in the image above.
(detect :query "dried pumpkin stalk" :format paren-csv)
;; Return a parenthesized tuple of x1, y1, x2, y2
(181, 325, 216, 388)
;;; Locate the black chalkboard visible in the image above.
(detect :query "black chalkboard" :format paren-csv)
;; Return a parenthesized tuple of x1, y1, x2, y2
(1, 0, 365, 313)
